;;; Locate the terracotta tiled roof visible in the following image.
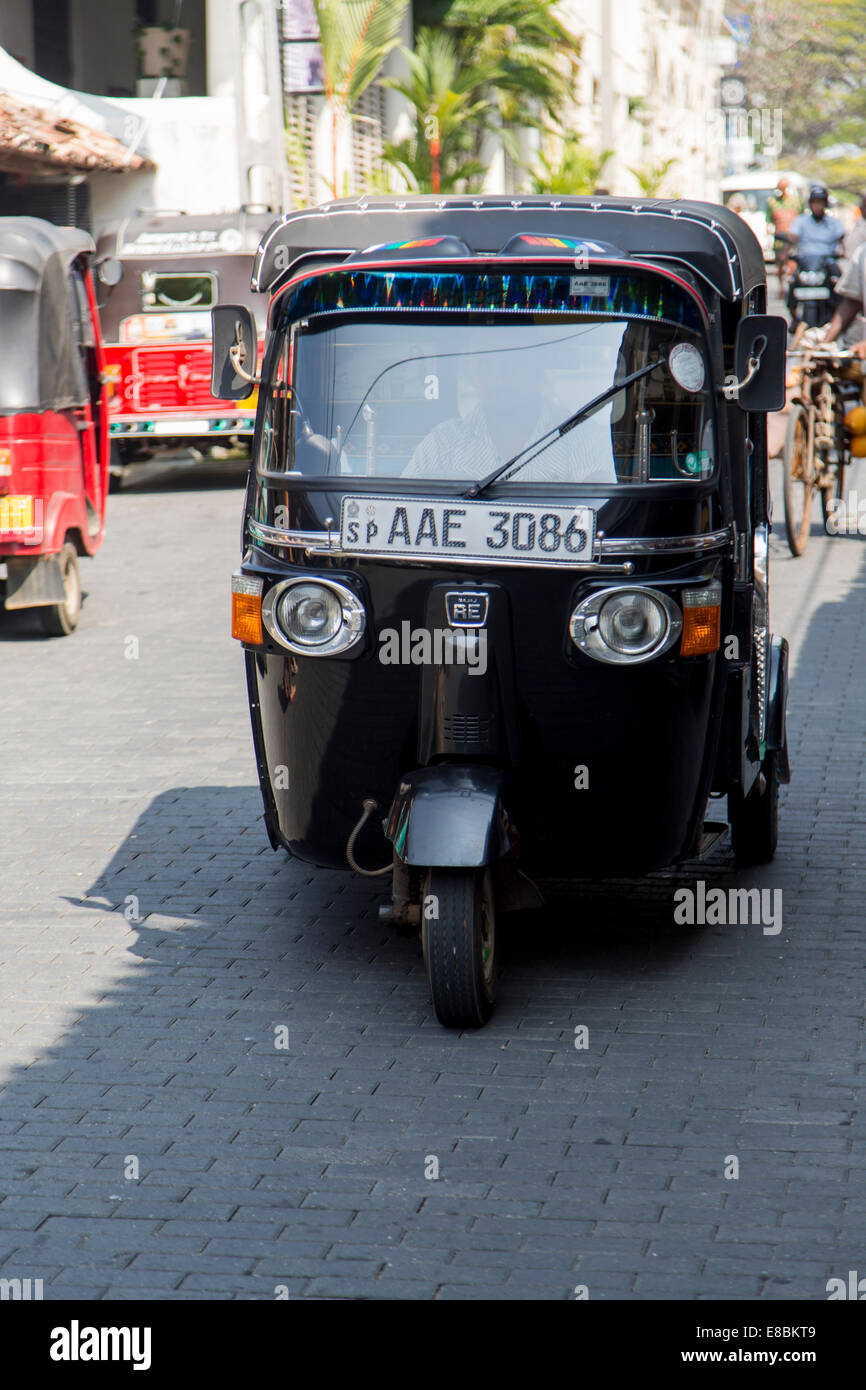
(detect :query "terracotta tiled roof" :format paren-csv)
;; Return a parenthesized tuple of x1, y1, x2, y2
(0, 92, 155, 173)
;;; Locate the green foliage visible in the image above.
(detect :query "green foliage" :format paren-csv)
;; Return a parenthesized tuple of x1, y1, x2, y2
(382, 28, 493, 191)
(382, 0, 581, 192)
(313, 0, 410, 193)
(528, 139, 611, 195)
(627, 158, 677, 198)
(737, 0, 866, 187)
(308, 0, 581, 197)
(314, 0, 409, 111)
(443, 0, 580, 130)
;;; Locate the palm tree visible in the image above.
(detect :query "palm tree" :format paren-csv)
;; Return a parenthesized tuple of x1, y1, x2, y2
(442, 0, 580, 165)
(627, 158, 677, 198)
(313, 0, 410, 197)
(529, 138, 612, 196)
(382, 29, 495, 192)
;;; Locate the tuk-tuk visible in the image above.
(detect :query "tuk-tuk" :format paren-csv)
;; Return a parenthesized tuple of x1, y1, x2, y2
(94, 210, 273, 485)
(217, 195, 791, 1028)
(0, 217, 109, 635)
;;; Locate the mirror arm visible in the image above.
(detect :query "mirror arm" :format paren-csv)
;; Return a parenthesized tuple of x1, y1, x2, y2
(229, 324, 260, 386)
(721, 334, 768, 402)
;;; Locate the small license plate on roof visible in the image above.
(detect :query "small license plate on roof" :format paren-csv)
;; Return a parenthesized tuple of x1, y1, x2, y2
(340, 496, 595, 563)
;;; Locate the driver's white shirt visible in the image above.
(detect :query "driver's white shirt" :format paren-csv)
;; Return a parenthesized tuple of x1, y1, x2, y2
(402, 403, 619, 484)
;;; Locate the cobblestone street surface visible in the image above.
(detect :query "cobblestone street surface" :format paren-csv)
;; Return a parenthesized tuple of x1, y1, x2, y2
(1, 449, 865, 1301)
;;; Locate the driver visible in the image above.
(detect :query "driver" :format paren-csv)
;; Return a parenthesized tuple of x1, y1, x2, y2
(402, 347, 619, 484)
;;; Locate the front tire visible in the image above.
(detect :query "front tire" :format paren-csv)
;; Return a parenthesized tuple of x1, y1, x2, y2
(39, 542, 81, 637)
(422, 866, 497, 1028)
(783, 404, 814, 556)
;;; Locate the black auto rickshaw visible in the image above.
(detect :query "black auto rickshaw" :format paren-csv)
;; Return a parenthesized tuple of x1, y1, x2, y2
(215, 195, 791, 1028)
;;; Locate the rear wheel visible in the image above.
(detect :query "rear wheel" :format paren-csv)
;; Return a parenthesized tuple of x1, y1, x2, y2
(39, 542, 81, 637)
(783, 404, 814, 555)
(422, 866, 497, 1028)
(730, 751, 779, 867)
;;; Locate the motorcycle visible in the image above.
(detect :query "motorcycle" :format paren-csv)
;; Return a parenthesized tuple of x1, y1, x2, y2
(787, 250, 840, 330)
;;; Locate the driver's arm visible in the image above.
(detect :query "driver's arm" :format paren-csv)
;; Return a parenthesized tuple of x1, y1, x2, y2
(824, 297, 861, 342)
(825, 246, 866, 341)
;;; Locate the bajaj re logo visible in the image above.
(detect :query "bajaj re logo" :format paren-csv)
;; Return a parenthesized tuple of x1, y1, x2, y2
(445, 591, 489, 627)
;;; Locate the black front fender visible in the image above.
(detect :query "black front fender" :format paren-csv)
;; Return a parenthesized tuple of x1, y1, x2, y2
(767, 634, 791, 783)
(384, 766, 518, 868)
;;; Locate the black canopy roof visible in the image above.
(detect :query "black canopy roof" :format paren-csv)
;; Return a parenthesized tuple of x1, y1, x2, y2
(0, 217, 95, 414)
(252, 195, 765, 303)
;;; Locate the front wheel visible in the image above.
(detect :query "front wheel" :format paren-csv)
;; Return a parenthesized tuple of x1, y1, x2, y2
(783, 404, 814, 556)
(39, 542, 81, 637)
(729, 751, 779, 867)
(422, 866, 497, 1028)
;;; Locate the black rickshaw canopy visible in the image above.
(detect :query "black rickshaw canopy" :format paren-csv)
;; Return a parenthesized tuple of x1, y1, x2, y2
(252, 195, 766, 304)
(0, 216, 95, 415)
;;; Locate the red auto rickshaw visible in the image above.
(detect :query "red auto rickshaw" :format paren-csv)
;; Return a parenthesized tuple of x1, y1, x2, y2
(0, 218, 109, 635)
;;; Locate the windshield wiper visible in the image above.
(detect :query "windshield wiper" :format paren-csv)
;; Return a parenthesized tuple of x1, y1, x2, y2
(465, 358, 663, 498)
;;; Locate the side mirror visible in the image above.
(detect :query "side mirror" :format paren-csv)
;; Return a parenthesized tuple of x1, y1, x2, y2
(96, 256, 123, 287)
(725, 314, 788, 412)
(211, 304, 259, 400)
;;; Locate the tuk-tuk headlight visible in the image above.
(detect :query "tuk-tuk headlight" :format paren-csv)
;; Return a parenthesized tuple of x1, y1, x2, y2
(262, 578, 366, 656)
(570, 587, 682, 665)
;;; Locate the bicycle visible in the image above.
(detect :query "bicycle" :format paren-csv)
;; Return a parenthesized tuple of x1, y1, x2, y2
(782, 345, 863, 555)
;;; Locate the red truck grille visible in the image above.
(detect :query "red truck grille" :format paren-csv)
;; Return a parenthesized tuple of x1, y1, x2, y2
(134, 348, 219, 410)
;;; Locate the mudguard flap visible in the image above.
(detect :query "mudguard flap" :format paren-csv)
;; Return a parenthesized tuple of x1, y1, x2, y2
(384, 765, 518, 868)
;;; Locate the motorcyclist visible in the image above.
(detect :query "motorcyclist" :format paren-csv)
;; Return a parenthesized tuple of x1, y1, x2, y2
(786, 184, 844, 259)
(784, 185, 844, 325)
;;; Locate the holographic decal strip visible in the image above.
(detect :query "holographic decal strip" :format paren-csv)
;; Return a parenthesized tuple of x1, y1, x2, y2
(278, 267, 703, 332)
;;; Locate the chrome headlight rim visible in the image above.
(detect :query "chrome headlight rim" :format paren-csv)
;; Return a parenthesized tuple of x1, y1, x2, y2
(569, 585, 683, 666)
(262, 576, 366, 656)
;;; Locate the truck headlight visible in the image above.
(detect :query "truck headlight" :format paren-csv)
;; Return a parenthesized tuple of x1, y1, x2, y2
(262, 578, 365, 655)
(569, 586, 682, 665)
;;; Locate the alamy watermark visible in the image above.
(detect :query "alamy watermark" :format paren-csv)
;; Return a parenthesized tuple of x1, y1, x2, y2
(378, 621, 487, 675)
(825, 493, 866, 536)
(674, 880, 782, 935)
(704, 106, 783, 157)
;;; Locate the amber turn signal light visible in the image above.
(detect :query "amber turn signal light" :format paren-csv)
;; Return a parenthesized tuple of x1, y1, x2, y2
(231, 573, 264, 645)
(680, 584, 721, 657)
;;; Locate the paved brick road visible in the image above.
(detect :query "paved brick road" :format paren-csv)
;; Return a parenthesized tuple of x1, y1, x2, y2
(1, 449, 865, 1301)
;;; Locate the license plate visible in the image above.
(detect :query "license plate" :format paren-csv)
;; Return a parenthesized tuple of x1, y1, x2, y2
(793, 286, 831, 300)
(340, 496, 595, 563)
(152, 418, 212, 435)
(0, 495, 33, 532)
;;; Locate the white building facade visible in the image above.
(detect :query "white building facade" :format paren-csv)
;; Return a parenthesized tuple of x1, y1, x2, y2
(552, 0, 729, 200)
(0, 0, 288, 235)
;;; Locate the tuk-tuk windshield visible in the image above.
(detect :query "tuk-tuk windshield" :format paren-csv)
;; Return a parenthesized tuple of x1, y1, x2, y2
(262, 268, 714, 485)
